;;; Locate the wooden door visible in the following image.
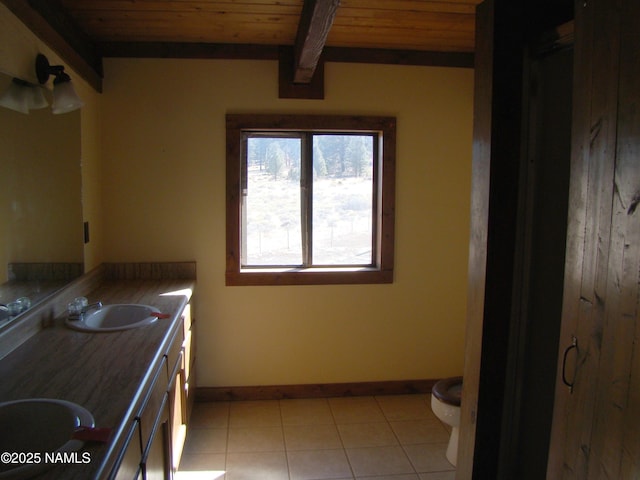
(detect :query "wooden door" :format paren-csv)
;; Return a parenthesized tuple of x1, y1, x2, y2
(547, 0, 640, 477)
(499, 41, 573, 480)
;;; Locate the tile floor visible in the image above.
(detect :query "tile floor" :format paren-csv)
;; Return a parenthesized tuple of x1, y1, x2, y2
(177, 394, 455, 480)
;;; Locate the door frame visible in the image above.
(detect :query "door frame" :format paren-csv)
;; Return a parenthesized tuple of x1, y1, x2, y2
(458, 1, 574, 478)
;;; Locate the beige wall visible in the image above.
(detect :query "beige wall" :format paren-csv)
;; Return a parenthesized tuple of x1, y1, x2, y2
(2, 2, 472, 388)
(102, 58, 473, 387)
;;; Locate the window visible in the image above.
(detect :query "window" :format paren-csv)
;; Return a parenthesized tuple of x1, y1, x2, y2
(226, 114, 396, 286)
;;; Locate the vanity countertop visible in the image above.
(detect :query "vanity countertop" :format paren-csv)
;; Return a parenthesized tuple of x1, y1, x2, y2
(0, 277, 195, 479)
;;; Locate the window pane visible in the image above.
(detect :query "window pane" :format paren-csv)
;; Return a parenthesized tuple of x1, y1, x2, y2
(312, 135, 374, 265)
(244, 137, 302, 266)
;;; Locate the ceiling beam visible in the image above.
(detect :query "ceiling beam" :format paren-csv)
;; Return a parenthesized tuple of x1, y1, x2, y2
(279, 46, 324, 99)
(100, 42, 280, 61)
(100, 41, 474, 69)
(323, 47, 474, 69)
(293, 0, 340, 84)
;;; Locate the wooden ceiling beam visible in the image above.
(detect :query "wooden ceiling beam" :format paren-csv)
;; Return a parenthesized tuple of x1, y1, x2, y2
(293, 0, 340, 84)
(100, 42, 280, 60)
(324, 46, 474, 68)
(100, 41, 474, 69)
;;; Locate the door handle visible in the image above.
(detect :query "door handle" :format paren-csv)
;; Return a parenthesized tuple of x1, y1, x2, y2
(562, 335, 578, 393)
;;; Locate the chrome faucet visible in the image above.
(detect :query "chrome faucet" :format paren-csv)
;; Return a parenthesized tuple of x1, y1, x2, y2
(68, 301, 102, 321)
(84, 302, 103, 315)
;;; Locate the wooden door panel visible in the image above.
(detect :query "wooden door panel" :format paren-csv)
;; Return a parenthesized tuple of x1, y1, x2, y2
(545, 2, 592, 477)
(548, 0, 616, 475)
(549, 0, 640, 478)
(587, 23, 640, 479)
(617, 5, 640, 477)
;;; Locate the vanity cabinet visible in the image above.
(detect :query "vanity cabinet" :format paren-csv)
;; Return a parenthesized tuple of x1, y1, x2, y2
(168, 352, 185, 473)
(167, 302, 195, 474)
(183, 303, 196, 419)
(0, 263, 196, 480)
(113, 422, 142, 480)
(141, 394, 170, 480)
(167, 304, 194, 472)
(139, 357, 170, 480)
(109, 302, 195, 480)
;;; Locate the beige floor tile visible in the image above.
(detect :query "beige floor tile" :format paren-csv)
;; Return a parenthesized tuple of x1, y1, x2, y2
(284, 423, 343, 450)
(225, 451, 289, 480)
(418, 472, 456, 480)
(403, 444, 454, 473)
(357, 475, 419, 480)
(179, 395, 459, 480)
(329, 397, 386, 424)
(190, 402, 230, 429)
(178, 452, 226, 473)
(390, 420, 450, 445)
(346, 445, 415, 477)
(183, 428, 228, 454)
(288, 449, 353, 480)
(175, 470, 226, 480)
(337, 422, 398, 448)
(228, 400, 282, 428)
(280, 398, 334, 425)
(227, 426, 285, 453)
(376, 395, 432, 422)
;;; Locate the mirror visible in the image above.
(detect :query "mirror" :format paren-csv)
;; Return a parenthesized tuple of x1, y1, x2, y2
(0, 72, 83, 327)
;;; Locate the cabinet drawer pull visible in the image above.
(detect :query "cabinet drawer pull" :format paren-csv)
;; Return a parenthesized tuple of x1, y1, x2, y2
(562, 335, 578, 393)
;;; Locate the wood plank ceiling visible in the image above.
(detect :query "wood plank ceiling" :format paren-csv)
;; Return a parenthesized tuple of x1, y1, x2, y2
(1, 0, 482, 92)
(61, 0, 480, 52)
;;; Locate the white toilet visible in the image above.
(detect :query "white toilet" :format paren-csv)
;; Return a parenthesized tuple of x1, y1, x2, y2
(431, 376, 462, 467)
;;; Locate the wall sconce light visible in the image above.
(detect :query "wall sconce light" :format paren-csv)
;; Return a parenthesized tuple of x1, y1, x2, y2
(35, 54, 84, 114)
(0, 77, 48, 114)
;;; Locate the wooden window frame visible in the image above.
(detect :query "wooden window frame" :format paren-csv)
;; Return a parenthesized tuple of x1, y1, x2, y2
(226, 114, 396, 286)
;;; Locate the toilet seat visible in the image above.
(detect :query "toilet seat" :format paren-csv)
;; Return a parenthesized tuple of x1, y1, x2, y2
(432, 376, 462, 407)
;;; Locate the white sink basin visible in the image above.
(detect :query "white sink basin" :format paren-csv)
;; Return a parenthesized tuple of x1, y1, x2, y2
(0, 398, 94, 479)
(66, 304, 161, 332)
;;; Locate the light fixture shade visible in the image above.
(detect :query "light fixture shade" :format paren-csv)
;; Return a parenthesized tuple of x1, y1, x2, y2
(0, 79, 30, 114)
(28, 85, 49, 110)
(51, 79, 84, 114)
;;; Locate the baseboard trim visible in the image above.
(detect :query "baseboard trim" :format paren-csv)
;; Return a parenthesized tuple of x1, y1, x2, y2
(195, 379, 437, 402)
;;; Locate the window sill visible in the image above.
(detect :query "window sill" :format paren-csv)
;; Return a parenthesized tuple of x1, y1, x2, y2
(226, 267, 393, 286)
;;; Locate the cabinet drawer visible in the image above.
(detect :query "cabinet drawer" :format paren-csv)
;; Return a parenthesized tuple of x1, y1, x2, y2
(182, 303, 192, 338)
(185, 358, 196, 420)
(165, 321, 183, 382)
(110, 420, 142, 480)
(168, 351, 186, 472)
(183, 328, 194, 382)
(137, 358, 168, 450)
(141, 393, 170, 480)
